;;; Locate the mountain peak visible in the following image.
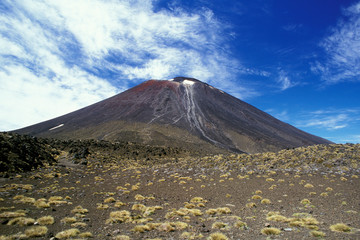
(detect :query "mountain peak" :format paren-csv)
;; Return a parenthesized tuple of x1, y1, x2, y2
(14, 78, 332, 154)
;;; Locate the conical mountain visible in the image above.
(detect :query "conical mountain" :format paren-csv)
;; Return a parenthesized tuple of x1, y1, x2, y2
(15, 77, 332, 153)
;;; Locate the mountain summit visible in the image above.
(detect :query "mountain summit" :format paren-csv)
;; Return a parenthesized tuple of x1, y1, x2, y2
(15, 77, 331, 153)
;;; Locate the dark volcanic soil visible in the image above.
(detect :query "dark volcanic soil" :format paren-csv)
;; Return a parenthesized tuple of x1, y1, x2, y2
(1, 144, 360, 240)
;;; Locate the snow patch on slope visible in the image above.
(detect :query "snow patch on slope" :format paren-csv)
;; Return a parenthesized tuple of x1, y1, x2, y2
(183, 80, 195, 85)
(49, 124, 64, 131)
(182, 83, 218, 145)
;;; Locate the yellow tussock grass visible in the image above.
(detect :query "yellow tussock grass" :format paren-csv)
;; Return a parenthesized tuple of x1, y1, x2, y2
(55, 228, 80, 239)
(207, 232, 228, 240)
(261, 227, 281, 235)
(329, 223, 351, 232)
(37, 216, 55, 225)
(25, 226, 48, 237)
(7, 217, 35, 226)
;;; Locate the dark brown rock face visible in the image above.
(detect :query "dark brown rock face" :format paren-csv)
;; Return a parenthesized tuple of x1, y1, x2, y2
(15, 77, 332, 153)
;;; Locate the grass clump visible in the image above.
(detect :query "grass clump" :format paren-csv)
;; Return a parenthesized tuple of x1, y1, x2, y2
(71, 222, 87, 228)
(205, 207, 231, 215)
(106, 210, 132, 224)
(266, 214, 288, 222)
(261, 199, 271, 204)
(310, 230, 326, 237)
(113, 235, 131, 240)
(61, 217, 77, 224)
(15, 196, 36, 204)
(55, 228, 80, 239)
(217, 207, 231, 214)
(78, 231, 93, 238)
(329, 223, 351, 232)
(212, 221, 228, 229)
(7, 217, 35, 226)
(301, 199, 311, 205)
(208, 232, 228, 240)
(132, 224, 151, 233)
(25, 226, 48, 237)
(34, 199, 50, 208)
(114, 201, 126, 208)
(104, 197, 116, 203)
(190, 197, 207, 203)
(234, 221, 247, 229)
(132, 204, 146, 211)
(97, 203, 109, 210)
(172, 221, 188, 230)
(37, 215, 55, 225)
(135, 194, 145, 201)
(0, 211, 26, 218)
(261, 227, 281, 235)
(157, 222, 175, 232)
(48, 196, 67, 205)
(143, 206, 163, 217)
(71, 205, 89, 214)
(320, 192, 328, 197)
(251, 195, 262, 200)
(246, 202, 256, 208)
(302, 217, 319, 226)
(180, 232, 194, 239)
(184, 203, 196, 209)
(168, 208, 203, 217)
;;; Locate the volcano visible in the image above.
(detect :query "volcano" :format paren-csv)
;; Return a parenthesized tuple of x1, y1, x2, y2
(15, 77, 331, 153)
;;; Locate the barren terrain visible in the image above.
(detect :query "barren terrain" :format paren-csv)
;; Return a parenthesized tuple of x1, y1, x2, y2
(1, 139, 359, 240)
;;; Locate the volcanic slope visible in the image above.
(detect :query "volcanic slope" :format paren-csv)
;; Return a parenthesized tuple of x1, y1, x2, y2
(15, 77, 331, 153)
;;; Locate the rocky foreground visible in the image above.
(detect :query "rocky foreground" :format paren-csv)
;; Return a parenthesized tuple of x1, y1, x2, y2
(0, 133, 359, 239)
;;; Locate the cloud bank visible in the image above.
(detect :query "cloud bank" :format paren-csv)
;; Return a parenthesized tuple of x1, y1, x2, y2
(0, 0, 246, 131)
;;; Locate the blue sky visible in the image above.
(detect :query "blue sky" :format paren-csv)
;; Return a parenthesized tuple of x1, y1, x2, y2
(0, 0, 359, 143)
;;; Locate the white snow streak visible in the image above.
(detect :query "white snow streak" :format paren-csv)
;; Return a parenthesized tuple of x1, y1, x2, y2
(182, 83, 218, 144)
(49, 123, 64, 131)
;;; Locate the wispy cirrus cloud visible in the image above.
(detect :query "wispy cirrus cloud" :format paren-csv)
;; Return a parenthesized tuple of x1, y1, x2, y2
(339, 135, 360, 143)
(296, 108, 360, 131)
(276, 69, 297, 91)
(13, 0, 248, 85)
(312, 1, 360, 83)
(302, 114, 348, 130)
(0, 0, 260, 131)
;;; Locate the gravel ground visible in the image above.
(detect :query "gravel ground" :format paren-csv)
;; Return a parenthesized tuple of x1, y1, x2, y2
(1, 150, 359, 240)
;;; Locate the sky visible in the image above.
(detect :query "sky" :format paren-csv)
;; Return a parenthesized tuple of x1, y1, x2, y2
(0, 0, 360, 143)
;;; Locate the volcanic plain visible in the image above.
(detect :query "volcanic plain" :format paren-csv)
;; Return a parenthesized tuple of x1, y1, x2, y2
(0, 134, 359, 240)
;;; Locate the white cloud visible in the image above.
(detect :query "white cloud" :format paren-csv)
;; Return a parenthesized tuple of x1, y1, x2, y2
(296, 108, 360, 131)
(276, 70, 296, 90)
(35, 0, 240, 83)
(0, 63, 118, 131)
(304, 114, 348, 130)
(313, 1, 360, 83)
(0, 0, 119, 131)
(0, 0, 256, 131)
